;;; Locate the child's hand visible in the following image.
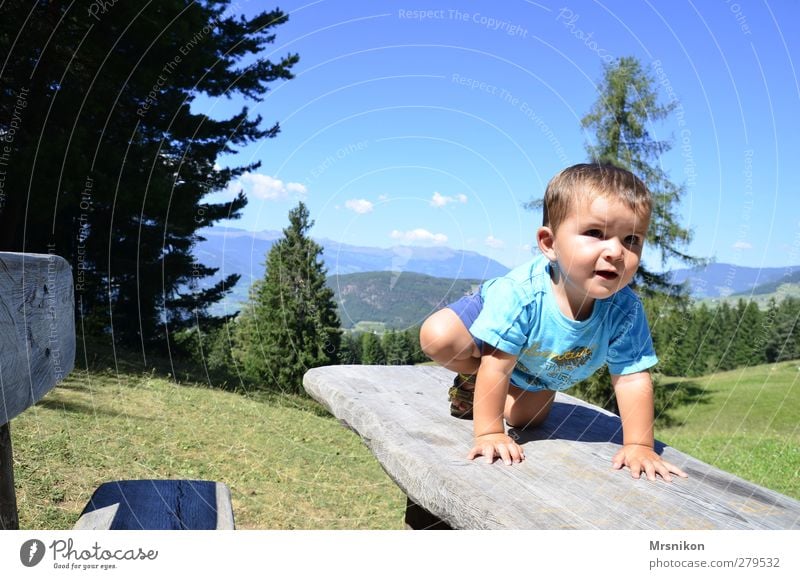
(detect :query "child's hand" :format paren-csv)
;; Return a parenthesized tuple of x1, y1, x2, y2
(612, 444, 688, 482)
(467, 433, 525, 466)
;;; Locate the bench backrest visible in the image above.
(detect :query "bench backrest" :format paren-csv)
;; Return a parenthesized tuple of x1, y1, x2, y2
(0, 252, 75, 425)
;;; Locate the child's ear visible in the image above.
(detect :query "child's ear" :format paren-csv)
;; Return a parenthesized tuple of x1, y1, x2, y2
(537, 226, 557, 261)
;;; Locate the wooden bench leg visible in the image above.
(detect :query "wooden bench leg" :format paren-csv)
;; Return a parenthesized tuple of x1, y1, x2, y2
(404, 496, 452, 530)
(0, 422, 19, 530)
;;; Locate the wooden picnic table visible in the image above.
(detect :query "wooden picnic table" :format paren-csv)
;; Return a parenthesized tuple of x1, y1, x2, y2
(304, 364, 800, 529)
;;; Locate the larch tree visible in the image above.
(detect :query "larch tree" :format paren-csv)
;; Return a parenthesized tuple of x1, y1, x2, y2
(570, 56, 704, 412)
(581, 55, 703, 293)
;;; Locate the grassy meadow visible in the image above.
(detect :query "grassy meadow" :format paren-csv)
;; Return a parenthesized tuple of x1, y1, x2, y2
(10, 349, 799, 530)
(657, 361, 800, 499)
(11, 354, 406, 530)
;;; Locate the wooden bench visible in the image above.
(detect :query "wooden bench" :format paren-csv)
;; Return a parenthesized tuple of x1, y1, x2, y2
(304, 364, 800, 529)
(0, 252, 234, 530)
(0, 252, 75, 530)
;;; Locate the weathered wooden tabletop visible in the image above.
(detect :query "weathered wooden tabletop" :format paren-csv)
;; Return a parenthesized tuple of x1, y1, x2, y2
(304, 364, 800, 530)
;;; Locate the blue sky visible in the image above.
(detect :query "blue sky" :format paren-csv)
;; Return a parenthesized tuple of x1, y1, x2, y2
(198, 0, 800, 271)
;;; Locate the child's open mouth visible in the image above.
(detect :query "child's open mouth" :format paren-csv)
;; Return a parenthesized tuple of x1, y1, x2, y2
(594, 270, 619, 280)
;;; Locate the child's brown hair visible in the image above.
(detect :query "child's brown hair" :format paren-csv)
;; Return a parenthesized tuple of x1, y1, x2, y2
(543, 163, 652, 232)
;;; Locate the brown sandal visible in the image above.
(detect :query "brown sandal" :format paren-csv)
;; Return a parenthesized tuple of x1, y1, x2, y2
(448, 374, 476, 419)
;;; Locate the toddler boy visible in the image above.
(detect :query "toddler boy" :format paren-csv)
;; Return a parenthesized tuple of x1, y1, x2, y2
(419, 163, 687, 482)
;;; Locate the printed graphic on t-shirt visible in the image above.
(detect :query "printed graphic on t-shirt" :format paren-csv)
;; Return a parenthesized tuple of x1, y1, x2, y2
(518, 342, 597, 389)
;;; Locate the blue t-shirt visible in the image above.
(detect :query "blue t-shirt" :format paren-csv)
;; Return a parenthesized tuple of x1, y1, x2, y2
(469, 255, 658, 392)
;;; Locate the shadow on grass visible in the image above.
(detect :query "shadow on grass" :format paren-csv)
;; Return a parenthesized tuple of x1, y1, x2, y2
(654, 379, 710, 428)
(35, 397, 147, 421)
(70, 335, 333, 418)
(75, 336, 235, 390)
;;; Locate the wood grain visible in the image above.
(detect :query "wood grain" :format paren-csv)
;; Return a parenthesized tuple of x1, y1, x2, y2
(0, 252, 75, 425)
(304, 365, 800, 529)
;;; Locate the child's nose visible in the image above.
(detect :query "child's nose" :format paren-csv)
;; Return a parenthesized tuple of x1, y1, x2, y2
(602, 238, 624, 260)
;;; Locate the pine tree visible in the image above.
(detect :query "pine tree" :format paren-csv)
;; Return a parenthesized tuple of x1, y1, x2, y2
(360, 333, 386, 365)
(338, 333, 363, 364)
(405, 326, 427, 364)
(714, 302, 737, 372)
(551, 56, 706, 409)
(581, 56, 703, 292)
(233, 202, 341, 393)
(0, 1, 298, 355)
(766, 298, 800, 362)
(728, 300, 766, 367)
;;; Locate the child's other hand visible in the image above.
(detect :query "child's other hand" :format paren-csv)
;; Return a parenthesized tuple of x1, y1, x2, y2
(612, 444, 688, 482)
(467, 433, 525, 466)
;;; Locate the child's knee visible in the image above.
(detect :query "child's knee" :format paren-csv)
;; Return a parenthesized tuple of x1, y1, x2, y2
(419, 311, 455, 357)
(419, 308, 475, 363)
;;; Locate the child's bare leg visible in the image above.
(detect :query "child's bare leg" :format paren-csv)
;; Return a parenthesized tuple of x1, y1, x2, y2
(505, 385, 555, 429)
(419, 308, 481, 375)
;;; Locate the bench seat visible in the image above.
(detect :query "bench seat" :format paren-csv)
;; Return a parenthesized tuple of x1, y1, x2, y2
(304, 365, 800, 530)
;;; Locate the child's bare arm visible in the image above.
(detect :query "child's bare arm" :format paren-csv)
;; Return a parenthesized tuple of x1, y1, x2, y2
(612, 371, 688, 482)
(466, 347, 524, 465)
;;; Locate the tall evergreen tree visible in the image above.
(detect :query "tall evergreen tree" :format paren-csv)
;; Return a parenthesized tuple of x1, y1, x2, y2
(765, 298, 800, 362)
(360, 333, 386, 365)
(564, 56, 703, 409)
(580, 56, 703, 293)
(233, 202, 341, 393)
(338, 333, 363, 365)
(0, 1, 298, 356)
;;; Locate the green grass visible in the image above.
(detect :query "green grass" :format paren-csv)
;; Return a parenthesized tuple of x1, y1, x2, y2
(657, 361, 800, 499)
(11, 346, 799, 530)
(12, 364, 405, 530)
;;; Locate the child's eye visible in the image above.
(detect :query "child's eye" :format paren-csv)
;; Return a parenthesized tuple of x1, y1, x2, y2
(584, 229, 603, 239)
(624, 235, 642, 247)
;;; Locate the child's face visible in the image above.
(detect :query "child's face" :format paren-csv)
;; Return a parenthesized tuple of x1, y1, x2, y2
(539, 193, 649, 313)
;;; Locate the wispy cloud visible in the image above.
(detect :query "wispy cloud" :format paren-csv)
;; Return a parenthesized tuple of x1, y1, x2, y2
(390, 228, 448, 244)
(485, 235, 505, 249)
(733, 241, 753, 250)
(345, 199, 374, 214)
(430, 191, 467, 207)
(227, 172, 307, 200)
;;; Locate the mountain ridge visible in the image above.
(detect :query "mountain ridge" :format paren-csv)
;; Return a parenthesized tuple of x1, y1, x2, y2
(196, 228, 800, 319)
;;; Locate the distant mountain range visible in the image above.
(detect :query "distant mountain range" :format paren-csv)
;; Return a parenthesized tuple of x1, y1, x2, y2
(671, 262, 798, 298)
(195, 226, 510, 308)
(195, 227, 798, 322)
(332, 271, 482, 329)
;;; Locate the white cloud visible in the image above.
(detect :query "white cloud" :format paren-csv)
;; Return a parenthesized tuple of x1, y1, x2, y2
(733, 241, 753, 250)
(485, 235, 505, 249)
(430, 191, 468, 207)
(285, 182, 308, 195)
(390, 228, 448, 244)
(227, 172, 307, 200)
(345, 199, 374, 214)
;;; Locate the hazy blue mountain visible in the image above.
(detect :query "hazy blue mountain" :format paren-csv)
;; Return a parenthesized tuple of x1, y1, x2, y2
(195, 228, 799, 320)
(195, 226, 509, 310)
(669, 263, 798, 298)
